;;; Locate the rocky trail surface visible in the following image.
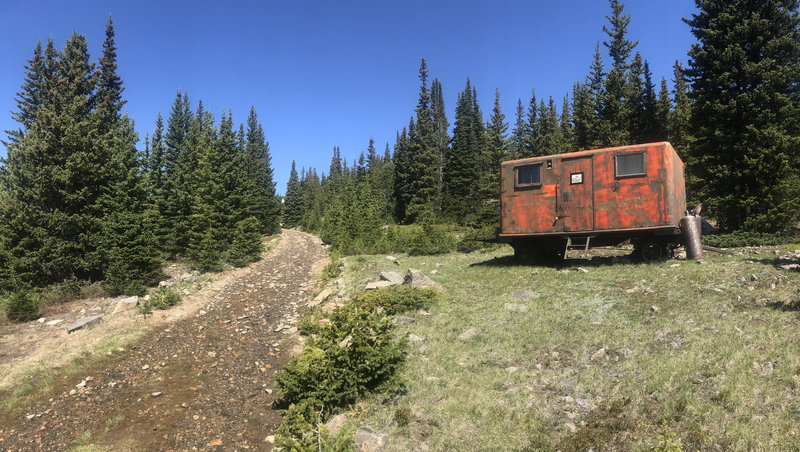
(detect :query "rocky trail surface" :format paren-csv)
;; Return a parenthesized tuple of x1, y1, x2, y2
(0, 229, 328, 451)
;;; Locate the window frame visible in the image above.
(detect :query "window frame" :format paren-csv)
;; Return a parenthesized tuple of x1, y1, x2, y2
(614, 152, 646, 178)
(515, 164, 542, 189)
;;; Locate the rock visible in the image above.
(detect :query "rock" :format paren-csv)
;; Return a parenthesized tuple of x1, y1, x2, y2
(506, 366, 518, 373)
(151, 392, 162, 397)
(339, 335, 352, 348)
(565, 422, 577, 433)
(458, 327, 478, 341)
(158, 280, 175, 288)
(208, 438, 222, 447)
(403, 269, 442, 289)
(366, 280, 394, 290)
(778, 263, 800, 270)
(45, 319, 64, 326)
(355, 426, 388, 452)
(309, 288, 333, 307)
(619, 348, 634, 357)
(75, 380, 86, 389)
(590, 347, 607, 361)
(511, 289, 540, 301)
(37, 318, 45, 323)
(386, 256, 399, 265)
(26, 414, 35, 421)
(325, 413, 348, 437)
(504, 303, 529, 313)
(407, 333, 426, 343)
(573, 267, 589, 273)
(378, 271, 404, 286)
(761, 361, 775, 375)
(669, 263, 681, 268)
(113, 296, 139, 314)
(649, 305, 660, 314)
(66, 315, 103, 334)
(265, 435, 275, 444)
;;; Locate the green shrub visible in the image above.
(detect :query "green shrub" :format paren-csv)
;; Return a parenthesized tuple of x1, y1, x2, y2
(5, 290, 39, 322)
(352, 286, 439, 315)
(276, 304, 407, 409)
(321, 258, 343, 282)
(275, 399, 357, 452)
(651, 421, 683, 452)
(702, 231, 790, 248)
(456, 225, 500, 253)
(149, 287, 181, 310)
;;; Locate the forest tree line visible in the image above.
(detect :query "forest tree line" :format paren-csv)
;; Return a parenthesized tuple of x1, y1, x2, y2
(283, 0, 799, 253)
(0, 18, 280, 320)
(1, 1, 798, 320)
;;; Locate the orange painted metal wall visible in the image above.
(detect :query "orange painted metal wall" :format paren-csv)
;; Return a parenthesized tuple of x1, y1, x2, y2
(500, 142, 685, 236)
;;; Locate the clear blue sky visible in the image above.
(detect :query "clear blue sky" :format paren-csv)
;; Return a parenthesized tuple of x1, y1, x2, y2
(0, 0, 697, 194)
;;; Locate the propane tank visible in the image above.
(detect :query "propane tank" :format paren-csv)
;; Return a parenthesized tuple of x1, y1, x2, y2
(680, 204, 704, 260)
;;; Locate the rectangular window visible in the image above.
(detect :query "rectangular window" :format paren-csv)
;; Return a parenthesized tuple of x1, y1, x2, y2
(615, 152, 645, 177)
(516, 164, 541, 187)
(570, 172, 583, 185)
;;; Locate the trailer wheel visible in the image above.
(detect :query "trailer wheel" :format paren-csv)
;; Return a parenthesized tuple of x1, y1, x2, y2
(638, 241, 664, 263)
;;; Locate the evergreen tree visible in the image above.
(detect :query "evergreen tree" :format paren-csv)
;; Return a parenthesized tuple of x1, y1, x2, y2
(405, 58, 441, 223)
(284, 161, 303, 228)
(510, 99, 527, 159)
(1, 33, 104, 286)
(160, 91, 192, 252)
(560, 93, 574, 151)
(668, 61, 693, 159)
(442, 78, 484, 222)
(392, 126, 411, 222)
(5, 40, 51, 145)
(479, 88, 509, 226)
(244, 106, 280, 234)
(598, 0, 637, 146)
(523, 90, 538, 157)
(431, 78, 450, 188)
(654, 77, 671, 142)
(624, 52, 646, 143)
(685, 0, 800, 232)
(148, 111, 166, 196)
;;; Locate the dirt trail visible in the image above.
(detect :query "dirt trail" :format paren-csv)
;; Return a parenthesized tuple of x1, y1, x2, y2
(0, 229, 328, 451)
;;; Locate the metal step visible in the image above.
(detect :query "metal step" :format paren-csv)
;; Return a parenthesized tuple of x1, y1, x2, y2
(564, 236, 592, 259)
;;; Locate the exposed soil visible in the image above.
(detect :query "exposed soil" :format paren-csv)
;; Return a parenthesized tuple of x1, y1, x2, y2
(0, 229, 328, 451)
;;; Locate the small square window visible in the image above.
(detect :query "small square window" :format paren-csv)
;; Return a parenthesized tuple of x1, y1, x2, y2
(516, 164, 541, 187)
(570, 172, 583, 185)
(615, 153, 645, 177)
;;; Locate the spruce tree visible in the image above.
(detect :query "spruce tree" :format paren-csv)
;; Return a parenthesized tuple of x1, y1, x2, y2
(523, 90, 538, 157)
(479, 88, 509, 226)
(5, 40, 49, 145)
(685, 0, 800, 232)
(283, 161, 303, 228)
(654, 77, 671, 142)
(599, 0, 637, 146)
(392, 126, 411, 222)
(510, 99, 527, 159)
(405, 58, 441, 223)
(244, 107, 280, 234)
(560, 93, 574, 152)
(442, 78, 484, 222)
(668, 61, 693, 160)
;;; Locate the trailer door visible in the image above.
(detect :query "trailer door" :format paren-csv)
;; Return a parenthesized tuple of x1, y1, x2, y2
(560, 156, 594, 232)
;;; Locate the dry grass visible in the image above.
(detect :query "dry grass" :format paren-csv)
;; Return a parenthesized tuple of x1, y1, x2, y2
(341, 244, 800, 451)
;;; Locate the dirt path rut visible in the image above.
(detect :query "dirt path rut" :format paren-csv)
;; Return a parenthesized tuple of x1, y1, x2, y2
(0, 229, 327, 451)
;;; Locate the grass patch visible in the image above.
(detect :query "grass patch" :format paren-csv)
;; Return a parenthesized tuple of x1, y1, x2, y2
(340, 243, 800, 450)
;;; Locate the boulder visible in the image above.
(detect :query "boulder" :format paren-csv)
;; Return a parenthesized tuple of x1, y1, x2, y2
(366, 280, 394, 290)
(378, 271, 404, 286)
(386, 256, 399, 265)
(325, 413, 348, 437)
(403, 269, 442, 289)
(112, 296, 139, 314)
(308, 288, 332, 307)
(354, 426, 387, 452)
(66, 315, 103, 334)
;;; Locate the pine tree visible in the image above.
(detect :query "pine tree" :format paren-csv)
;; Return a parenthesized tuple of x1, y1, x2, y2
(431, 78, 450, 190)
(479, 88, 509, 226)
(668, 61, 692, 159)
(244, 107, 280, 234)
(442, 78, 484, 222)
(392, 126, 411, 222)
(148, 111, 166, 196)
(405, 58, 441, 223)
(160, 91, 192, 252)
(1, 33, 104, 286)
(654, 77, 671, 142)
(599, 0, 637, 146)
(624, 52, 646, 143)
(283, 161, 304, 228)
(523, 90, 538, 157)
(560, 93, 574, 151)
(5, 40, 50, 145)
(685, 0, 800, 232)
(510, 99, 527, 159)
(96, 18, 160, 292)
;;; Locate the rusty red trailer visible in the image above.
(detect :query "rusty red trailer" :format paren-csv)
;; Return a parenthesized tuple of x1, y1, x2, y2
(495, 142, 686, 262)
